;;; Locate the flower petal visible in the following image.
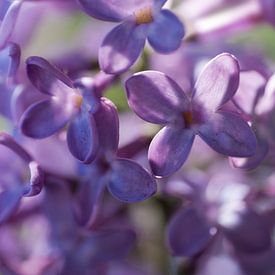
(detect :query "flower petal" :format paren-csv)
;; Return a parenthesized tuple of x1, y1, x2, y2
(192, 53, 240, 111)
(220, 208, 271, 253)
(67, 110, 98, 163)
(78, 0, 157, 22)
(149, 126, 195, 177)
(0, 0, 22, 49)
(230, 137, 268, 170)
(20, 99, 73, 138)
(167, 207, 213, 256)
(26, 56, 73, 96)
(125, 71, 189, 124)
(148, 9, 184, 53)
(0, 187, 24, 224)
(93, 98, 119, 157)
(198, 111, 257, 157)
(108, 158, 157, 203)
(99, 22, 146, 74)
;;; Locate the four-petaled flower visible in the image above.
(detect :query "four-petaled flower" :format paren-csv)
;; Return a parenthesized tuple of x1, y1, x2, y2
(78, 0, 185, 74)
(125, 53, 257, 177)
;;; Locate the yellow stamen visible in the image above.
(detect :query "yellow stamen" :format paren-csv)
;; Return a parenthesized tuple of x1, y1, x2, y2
(73, 94, 83, 109)
(183, 111, 193, 127)
(134, 7, 153, 25)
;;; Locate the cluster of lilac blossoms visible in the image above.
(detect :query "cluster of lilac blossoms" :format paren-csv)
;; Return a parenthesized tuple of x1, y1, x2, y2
(0, 0, 275, 274)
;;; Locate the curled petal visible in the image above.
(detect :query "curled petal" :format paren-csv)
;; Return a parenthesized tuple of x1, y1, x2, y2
(148, 9, 184, 53)
(93, 98, 119, 157)
(108, 158, 157, 203)
(167, 207, 213, 256)
(192, 53, 240, 111)
(0, 0, 22, 49)
(26, 56, 73, 95)
(99, 22, 146, 74)
(126, 71, 189, 124)
(20, 99, 74, 138)
(149, 126, 195, 177)
(198, 111, 257, 157)
(67, 110, 98, 163)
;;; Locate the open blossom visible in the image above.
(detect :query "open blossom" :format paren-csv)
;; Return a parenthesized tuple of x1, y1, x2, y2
(78, 0, 184, 74)
(126, 53, 257, 177)
(19, 56, 107, 163)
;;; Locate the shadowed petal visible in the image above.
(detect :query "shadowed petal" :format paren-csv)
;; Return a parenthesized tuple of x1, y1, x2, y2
(167, 207, 213, 256)
(0, 187, 24, 224)
(198, 111, 257, 157)
(220, 208, 271, 253)
(26, 56, 73, 95)
(126, 71, 189, 124)
(93, 98, 119, 157)
(148, 9, 184, 53)
(149, 126, 195, 177)
(99, 22, 146, 74)
(192, 53, 240, 111)
(67, 110, 98, 163)
(20, 99, 74, 138)
(108, 158, 157, 202)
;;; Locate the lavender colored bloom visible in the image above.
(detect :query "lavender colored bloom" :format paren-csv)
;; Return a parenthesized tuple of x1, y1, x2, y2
(126, 53, 257, 177)
(166, 170, 271, 257)
(74, 98, 157, 225)
(19, 56, 102, 163)
(0, 132, 44, 224)
(78, 0, 184, 74)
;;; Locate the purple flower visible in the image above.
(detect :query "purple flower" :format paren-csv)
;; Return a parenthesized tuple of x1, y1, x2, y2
(0, 132, 44, 224)
(74, 98, 157, 225)
(166, 170, 271, 257)
(19, 56, 101, 163)
(78, 0, 184, 74)
(126, 53, 257, 177)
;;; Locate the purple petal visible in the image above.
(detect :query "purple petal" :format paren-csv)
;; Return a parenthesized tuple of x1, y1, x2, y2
(149, 126, 195, 177)
(20, 99, 74, 138)
(192, 53, 240, 111)
(0, 188, 23, 223)
(220, 208, 271, 253)
(78, 0, 158, 22)
(0, 0, 22, 49)
(26, 56, 73, 95)
(67, 110, 98, 163)
(99, 22, 146, 74)
(230, 137, 268, 170)
(148, 9, 184, 53)
(198, 111, 257, 157)
(108, 158, 157, 203)
(167, 207, 213, 256)
(233, 70, 266, 115)
(125, 71, 189, 124)
(93, 98, 119, 157)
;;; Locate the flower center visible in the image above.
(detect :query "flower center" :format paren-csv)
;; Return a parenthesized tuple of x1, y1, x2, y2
(73, 93, 83, 109)
(182, 111, 193, 128)
(134, 7, 153, 24)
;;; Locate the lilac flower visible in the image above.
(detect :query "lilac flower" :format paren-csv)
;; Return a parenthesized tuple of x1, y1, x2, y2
(74, 98, 157, 225)
(19, 56, 105, 163)
(126, 53, 257, 177)
(78, 0, 184, 74)
(166, 169, 271, 257)
(0, 132, 44, 224)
